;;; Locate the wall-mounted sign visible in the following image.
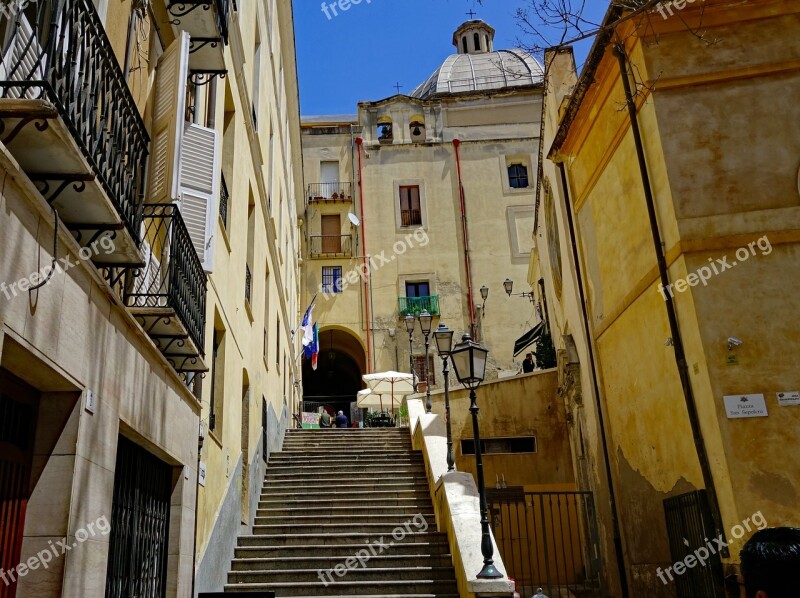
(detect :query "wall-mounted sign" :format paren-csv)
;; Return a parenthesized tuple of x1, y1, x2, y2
(84, 389, 96, 414)
(724, 394, 768, 419)
(777, 391, 800, 407)
(199, 462, 207, 487)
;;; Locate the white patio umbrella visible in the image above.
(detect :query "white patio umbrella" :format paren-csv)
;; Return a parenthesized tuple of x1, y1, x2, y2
(362, 371, 416, 411)
(357, 389, 390, 410)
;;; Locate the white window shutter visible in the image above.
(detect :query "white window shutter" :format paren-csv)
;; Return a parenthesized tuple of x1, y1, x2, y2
(0, 15, 44, 98)
(149, 31, 189, 203)
(178, 122, 220, 273)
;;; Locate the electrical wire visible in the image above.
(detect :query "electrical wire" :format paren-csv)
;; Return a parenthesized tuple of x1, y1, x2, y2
(29, 204, 58, 292)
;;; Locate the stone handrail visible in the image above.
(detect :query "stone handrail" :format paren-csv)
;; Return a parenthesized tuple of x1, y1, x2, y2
(406, 397, 516, 597)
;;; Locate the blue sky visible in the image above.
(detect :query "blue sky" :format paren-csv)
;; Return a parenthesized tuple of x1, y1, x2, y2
(292, 0, 609, 116)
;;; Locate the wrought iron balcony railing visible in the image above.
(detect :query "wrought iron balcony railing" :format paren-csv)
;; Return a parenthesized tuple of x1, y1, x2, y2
(399, 295, 440, 317)
(0, 0, 149, 245)
(401, 209, 422, 227)
(308, 182, 353, 204)
(309, 235, 353, 258)
(124, 205, 207, 369)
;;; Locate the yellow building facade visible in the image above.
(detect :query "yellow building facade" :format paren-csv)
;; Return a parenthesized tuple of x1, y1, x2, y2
(532, 1, 800, 594)
(0, 0, 301, 596)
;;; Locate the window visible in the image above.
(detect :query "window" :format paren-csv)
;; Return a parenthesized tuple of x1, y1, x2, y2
(378, 120, 393, 142)
(413, 355, 435, 386)
(276, 318, 281, 368)
(474, 32, 481, 52)
(410, 118, 425, 142)
(462, 36, 468, 53)
(399, 186, 422, 226)
(322, 266, 343, 294)
(210, 326, 225, 432)
(508, 163, 529, 189)
(252, 25, 261, 131)
(320, 214, 342, 254)
(461, 437, 538, 455)
(405, 281, 430, 298)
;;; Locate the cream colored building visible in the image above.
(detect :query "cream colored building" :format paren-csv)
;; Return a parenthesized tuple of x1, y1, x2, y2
(0, 0, 301, 596)
(299, 20, 545, 415)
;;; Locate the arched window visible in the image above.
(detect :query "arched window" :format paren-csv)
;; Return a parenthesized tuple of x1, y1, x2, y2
(377, 116, 393, 142)
(474, 33, 481, 51)
(485, 35, 490, 51)
(410, 116, 425, 142)
(508, 163, 529, 189)
(462, 36, 468, 53)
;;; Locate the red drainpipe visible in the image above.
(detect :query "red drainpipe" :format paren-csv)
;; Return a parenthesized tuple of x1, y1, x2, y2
(355, 137, 373, 372)
(453, 139, 477, 338)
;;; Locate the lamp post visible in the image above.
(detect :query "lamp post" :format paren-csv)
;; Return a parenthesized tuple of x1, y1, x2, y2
(433, 323, 455, 472)
(503, 278, 534, 302)
(405, 314, 416, 391)
(418, 309, 433, 413)
(449, 333, 501, 579)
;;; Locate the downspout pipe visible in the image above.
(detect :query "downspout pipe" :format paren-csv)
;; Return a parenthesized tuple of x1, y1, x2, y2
(612, 43, 726, 550)
(355, 137, 373, 372)
(453, 139, 477, 339)
(558, 162, 630, 598)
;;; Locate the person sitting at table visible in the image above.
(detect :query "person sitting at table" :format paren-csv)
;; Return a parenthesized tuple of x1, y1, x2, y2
(335, 410, 349, 428)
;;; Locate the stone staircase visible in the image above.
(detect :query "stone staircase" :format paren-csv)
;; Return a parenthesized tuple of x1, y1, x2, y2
(224, 428, 460, 597)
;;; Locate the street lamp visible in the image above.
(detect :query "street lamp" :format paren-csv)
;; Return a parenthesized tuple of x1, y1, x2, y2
(449, 333, 501, 580)
(405, 314, 416, 391)
(479, 285, 489, 315)
(503, 278, 534, 302)
(418, 309, 433, 413)
(433, 323, 455, 472)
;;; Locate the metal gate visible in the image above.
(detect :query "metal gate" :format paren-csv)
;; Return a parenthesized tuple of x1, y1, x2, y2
(0, 373, 38, 598)
(104, 436, 173, 598)
(663, 490, 725, 598)
(488, 489, 602, 597)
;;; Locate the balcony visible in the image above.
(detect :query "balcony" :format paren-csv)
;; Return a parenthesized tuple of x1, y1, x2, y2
(399, 296, 440, 317)
(167, 0, 233, 74)
(0, 0, 149, 265)
(124, 205, 208, 373)
(309, 235, 353, 259)
(308, 182, 353, 205)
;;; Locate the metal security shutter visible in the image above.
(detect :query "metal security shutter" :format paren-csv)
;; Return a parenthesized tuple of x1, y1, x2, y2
(104, 437, 173, 598)
(178, 121, 219, 272)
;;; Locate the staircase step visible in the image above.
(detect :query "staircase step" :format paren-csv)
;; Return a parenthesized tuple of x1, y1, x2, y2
(260, 480, 428, 492)
(267, 463, 423, 473)
(252, 522, 435, 535)
(229, 566, 457, 584)
(237, 532, 448, 547)
(230, 554, 454, 571)
(254, 513, 435, 525)
(234, 540, 451, 559)
(223, 580, 459, 596)
(257, 505, 433, 517)
(261, 489, 431, 501)
(259, 497, 432, 509)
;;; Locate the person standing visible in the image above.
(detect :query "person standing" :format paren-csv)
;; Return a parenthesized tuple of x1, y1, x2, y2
(726, 527, 800, 598)
(318, 408, 332, 429)
(522, 353, 535, 373)
(335, 410, 349, 428)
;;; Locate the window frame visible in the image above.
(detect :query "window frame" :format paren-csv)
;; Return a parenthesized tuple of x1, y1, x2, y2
(508, 163, 530, 189)
(322, 266, 343, 294)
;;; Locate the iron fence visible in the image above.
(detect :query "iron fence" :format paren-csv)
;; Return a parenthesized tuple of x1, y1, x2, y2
(308, 181, 353, 203)
(399, 295, 440, 316)
(0, 0, 150, 242)
(309, 234, 353, 257)
(488, 489, 602, 598)
(123, 204, 207, 351)
(664, 490, 725, 598)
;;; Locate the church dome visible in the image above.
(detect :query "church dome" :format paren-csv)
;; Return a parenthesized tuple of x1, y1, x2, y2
(411, 20, 544, 99)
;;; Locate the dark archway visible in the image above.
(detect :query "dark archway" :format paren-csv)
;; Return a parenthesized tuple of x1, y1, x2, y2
(302, 327, 366, 418)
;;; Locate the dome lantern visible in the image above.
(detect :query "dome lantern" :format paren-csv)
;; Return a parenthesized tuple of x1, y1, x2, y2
(452, 20, 495, 55)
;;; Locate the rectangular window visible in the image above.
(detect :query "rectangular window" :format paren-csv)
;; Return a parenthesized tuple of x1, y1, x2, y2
(413, 355, 435, 386)
(320, 214, 342, 254)
(405, 281, 430, 298)
(322, 266, 343, 294)
(252, 24, 261, 131)
(276, 318, 281, 369)
(210, 328, 225, 432)
(461, 437, 538, 455)
(399, 185, 422, 226)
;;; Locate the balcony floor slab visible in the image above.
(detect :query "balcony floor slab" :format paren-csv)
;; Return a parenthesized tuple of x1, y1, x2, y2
(129, 307, 207, 372)
(0, 99, 143, 266)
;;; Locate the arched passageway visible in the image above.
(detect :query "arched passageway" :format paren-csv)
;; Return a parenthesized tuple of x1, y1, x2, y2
(302, 327, 366, 419)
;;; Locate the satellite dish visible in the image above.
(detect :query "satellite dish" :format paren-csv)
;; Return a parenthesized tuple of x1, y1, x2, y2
(348, 213, 361, 227)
